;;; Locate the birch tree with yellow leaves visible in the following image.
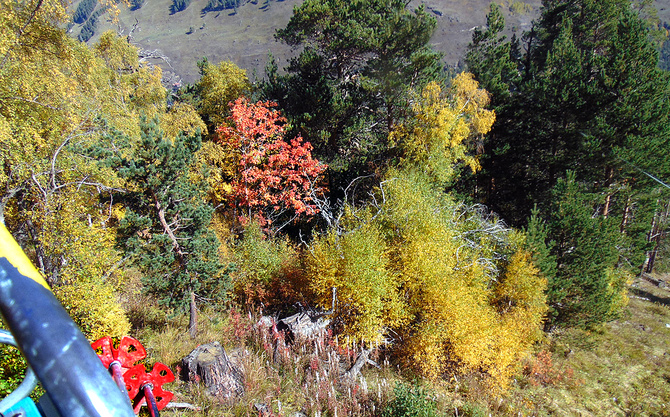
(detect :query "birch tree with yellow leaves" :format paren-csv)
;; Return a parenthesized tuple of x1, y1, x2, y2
(1, 13, 165, 281)
(390, 72, 495, 185)
(306, 74, 545, 387)
(306, 169, 547, 387)
(0, 0, 165, 336)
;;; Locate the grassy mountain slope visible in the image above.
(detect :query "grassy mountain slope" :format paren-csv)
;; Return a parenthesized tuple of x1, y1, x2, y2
(75, 0, 544, 84)
(74, 0, 298, 83)
(73, 0, 670, 84)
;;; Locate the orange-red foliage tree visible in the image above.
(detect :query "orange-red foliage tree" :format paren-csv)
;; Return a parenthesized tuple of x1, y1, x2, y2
(216, 98, 327, 228)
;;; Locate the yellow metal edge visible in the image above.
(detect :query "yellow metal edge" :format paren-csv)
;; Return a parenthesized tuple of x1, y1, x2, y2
(0, 223, 50, 290)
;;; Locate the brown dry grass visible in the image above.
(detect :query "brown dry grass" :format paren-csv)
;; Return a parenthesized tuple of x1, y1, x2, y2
(144, 309, 402, 417)
(132, 273, 670, 416)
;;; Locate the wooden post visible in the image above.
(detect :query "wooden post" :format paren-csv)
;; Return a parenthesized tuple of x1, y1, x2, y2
(189, 291, 197, 339)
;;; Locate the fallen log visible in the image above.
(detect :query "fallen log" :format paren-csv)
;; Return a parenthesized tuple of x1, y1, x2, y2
(276, 311, 331, 342)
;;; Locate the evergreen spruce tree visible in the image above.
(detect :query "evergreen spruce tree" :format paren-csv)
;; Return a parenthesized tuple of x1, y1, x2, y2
(170, 0, 192, 13)
(112, 119, 228, 337)
(72, 0, 97, 24)
(551, 174, 624, 327)
(466, 0, 670, 325)
(467, 0, 670, 261)
(531, 173, 627, 328)
(524, 206, 556, 281)
(465, 3, 520, 104)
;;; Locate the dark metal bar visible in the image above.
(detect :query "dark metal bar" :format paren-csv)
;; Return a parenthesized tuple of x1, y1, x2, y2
(143, 383, 160, 417)
(0, 225, 135, 417)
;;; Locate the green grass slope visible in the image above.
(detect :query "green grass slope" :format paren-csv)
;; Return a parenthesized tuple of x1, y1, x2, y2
(74, 0, 545, 84)
(71, 0, 670, 84)
(501, 274, 670, 416)
(80, 0, 300, 83)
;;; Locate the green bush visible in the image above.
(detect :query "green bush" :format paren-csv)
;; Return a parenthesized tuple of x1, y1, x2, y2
(0, 343, 27, 398)
(0, 325, 44, 401)
(507, 0, 532, 16)
(231, 221, 302, 310)
(382, 382, 439, 417)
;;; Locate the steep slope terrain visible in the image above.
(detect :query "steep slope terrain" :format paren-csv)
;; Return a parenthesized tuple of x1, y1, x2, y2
(78, 0, 670, 84)
(78, 0, 544, 83)
(74, 0, 670, 84)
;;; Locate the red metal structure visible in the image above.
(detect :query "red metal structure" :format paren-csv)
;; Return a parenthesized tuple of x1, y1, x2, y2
(92, 336, 175, 415)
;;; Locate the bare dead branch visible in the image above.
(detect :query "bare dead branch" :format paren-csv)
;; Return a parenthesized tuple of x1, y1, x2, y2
(0, 96, 61, 111)
(137, 49, 175, 70)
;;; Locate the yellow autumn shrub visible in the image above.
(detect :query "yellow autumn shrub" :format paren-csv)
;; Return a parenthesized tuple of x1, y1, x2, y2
(197, 60, 251, 128)
(489, 250, 548, 386)
(93, 31, 167, 136)
(192, 141, 236, 206)
(307, 169, 547, 386)
(39, 192, 131, 340)
(604, 266, 632, 317)
(390, 73, 495, 185)
(54, 279, 131, 340)
(161, 102, 208, 141)
(306, 209, 407, 344)
(305, 72, 545, 387)
(382, 171, 495, 378)
(386, 171, 547, 384)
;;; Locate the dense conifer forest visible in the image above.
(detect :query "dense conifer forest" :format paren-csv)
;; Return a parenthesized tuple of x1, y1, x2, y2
(1, 0, 669, 415)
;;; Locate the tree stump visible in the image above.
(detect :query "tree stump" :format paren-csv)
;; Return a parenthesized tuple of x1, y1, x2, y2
(181, 342, 244, 398)
(276, 312, 330, 343)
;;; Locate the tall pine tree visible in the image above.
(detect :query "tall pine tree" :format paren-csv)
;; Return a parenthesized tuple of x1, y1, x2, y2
(263, 0, 444, 196)
(467, 0, 670, 266)
(111, 119, 228, 338)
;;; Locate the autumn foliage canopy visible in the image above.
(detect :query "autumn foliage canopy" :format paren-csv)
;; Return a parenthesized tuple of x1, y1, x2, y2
(215, 98, 327, 226)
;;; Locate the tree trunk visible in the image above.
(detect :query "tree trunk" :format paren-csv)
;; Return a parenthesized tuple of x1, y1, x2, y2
(189, 291, 197, 339)
(181, 342, 244, 398)
(620, 196, 631, 233)
(343, 348, 371, 380)
(644, 198, 670, 274)
(602, 193, 611, 218)
(601, 166, 614, 217)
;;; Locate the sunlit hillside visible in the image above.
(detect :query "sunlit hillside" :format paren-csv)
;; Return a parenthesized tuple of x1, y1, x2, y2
(74, 0, 545, 83)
